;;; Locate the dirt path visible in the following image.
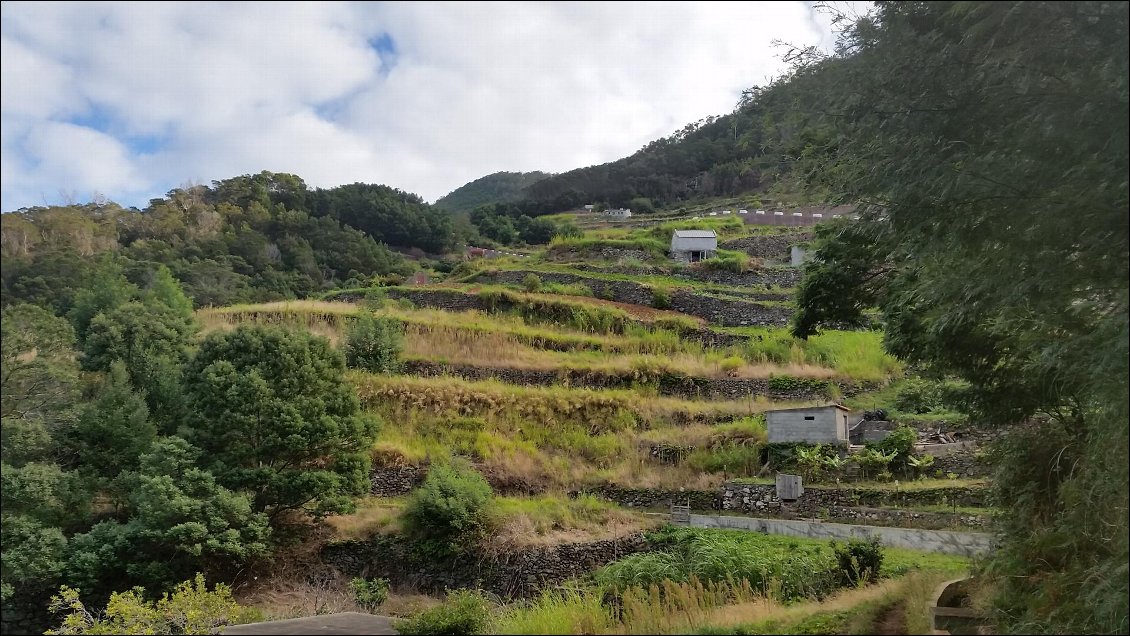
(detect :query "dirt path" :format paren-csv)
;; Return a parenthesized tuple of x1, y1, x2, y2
(872, 601, 908, 635)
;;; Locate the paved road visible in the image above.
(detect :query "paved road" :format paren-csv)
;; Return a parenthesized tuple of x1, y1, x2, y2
(222, 612, 397, 635)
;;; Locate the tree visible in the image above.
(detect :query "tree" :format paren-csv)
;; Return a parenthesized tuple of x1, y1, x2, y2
(1, 304, 81, 427)
(72, 363, 156, 481)
(183, 327, 379, 520)
(81, 301, 195, 433)
(146, 265, 195, 316)
(344, 314, 403, 374)
(786, 3, 1128, 631)
(1, 305, 85, 605)
(65, 438, 270, 594)
(67, 257, 138, 343)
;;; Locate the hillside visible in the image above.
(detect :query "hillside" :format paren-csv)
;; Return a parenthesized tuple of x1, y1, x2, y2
(434, 171, 552, 214)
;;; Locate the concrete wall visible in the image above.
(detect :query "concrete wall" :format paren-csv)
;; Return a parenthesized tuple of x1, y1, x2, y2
(686, 514, 993, 557)
(767, 408, 848, 443)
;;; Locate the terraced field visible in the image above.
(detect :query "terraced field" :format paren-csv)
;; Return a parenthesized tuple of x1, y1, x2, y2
(214, 215, 989, 632)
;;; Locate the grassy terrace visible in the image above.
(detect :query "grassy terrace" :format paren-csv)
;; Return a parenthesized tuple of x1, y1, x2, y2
(490, 527, 967, 635)
(327, 493, 661, 549)
(352, 373, 800, 490)
(456, 260, 797, 297)
(198, 301, 902, 383)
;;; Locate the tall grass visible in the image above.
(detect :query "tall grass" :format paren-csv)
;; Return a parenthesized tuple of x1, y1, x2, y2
(594, 529, 840, 602)
(200, 302, 901, 382)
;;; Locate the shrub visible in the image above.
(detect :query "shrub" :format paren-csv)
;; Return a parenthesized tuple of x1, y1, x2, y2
(46, 574, 261, 635)
(698, 250, 750, 273)
(651, 286, 672, 310)
(522, 274, 542, 293)
(396, 589, 494, 635)
(362, 287, 389, 311)
(870, 425, 918, 475)
(403, 461, 493, 547)
(345, 313, 404, 373)
(719, 356, 744, 376)
(832, 538, 884, 586)
(350, 577, 390, 612)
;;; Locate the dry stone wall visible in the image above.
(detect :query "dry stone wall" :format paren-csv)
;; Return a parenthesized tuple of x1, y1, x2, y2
(720, 233, 814, 263)
(399, 360, 858, 400)
(473, 270, 795, 327)
(321, 532, 651, 599)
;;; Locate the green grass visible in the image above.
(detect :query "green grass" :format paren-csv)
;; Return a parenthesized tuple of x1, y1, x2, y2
(353, 373, 798, 490)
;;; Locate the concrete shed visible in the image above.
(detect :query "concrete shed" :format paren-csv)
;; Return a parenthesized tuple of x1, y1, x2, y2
(670, 229, 718, 263)
(766, 405, 852, 444)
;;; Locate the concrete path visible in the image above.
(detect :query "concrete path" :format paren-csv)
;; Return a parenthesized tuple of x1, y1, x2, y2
(222, 612, 397, 635)
(685, 514, 993, 557)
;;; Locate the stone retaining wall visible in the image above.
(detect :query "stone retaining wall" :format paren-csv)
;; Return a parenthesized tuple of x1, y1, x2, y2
(400, 360, 850, 401)
(335, 288, 766, 346)
(563, 262, 803, 288)
(686, 515, 992, 557)
(321, 532, 651, 599)
(719, 233, 814, 263)
(474, 270, 794, 327)
(718, 482, 988, 514)
(927, 448, 990, 478)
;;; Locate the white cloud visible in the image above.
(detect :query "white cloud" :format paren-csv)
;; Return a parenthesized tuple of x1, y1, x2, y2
(1, 1, 848, 211)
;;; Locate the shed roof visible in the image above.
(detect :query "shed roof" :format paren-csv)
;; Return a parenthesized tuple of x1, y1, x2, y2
(672, 229, 717, 238)
(765, 404, 851, 413)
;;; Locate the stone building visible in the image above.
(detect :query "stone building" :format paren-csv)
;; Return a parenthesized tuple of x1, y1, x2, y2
(766, 404, 853, 444)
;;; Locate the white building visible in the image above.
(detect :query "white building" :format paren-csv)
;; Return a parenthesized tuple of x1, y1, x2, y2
(605, 208, 632, 218)
(669, 229, 718, 263)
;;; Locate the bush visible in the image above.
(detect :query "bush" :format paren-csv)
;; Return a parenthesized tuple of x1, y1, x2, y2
(698, 250, 750, 273)
(893, 377, 968, 414)
(719, 356, 744, 376)
(870, 425, 917, 475)
(46, 574, 261, 635)
(403, 461, 493, 547)
(833, 538, 884, 586)
(345, 313, 404, 373)
(396, 589, 494, 635)
(351, 577, 390, 612)
(522, 274, 542, 293)
(651, 286, 672, 310)
(362, 287, 388, 311)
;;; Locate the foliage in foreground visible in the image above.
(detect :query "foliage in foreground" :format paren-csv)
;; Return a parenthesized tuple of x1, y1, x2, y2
(45, 574, 261, 635)
(395, 588, 494, 635)
(785, 2, 1127, 632)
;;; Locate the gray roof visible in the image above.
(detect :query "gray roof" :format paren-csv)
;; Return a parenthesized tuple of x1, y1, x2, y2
(672, 229, 717, 238)
(765, 404, 852, 413)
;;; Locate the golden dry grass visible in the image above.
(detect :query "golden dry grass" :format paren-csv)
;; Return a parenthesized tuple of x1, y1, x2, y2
(198, 302, 854, 380)
(324, 497, 406, 541)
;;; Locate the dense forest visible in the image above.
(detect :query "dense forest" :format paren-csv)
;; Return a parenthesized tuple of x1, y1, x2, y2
(0, 172, 459, 311)
(457, 65, 833, 218)
(433, 171, 552, 215)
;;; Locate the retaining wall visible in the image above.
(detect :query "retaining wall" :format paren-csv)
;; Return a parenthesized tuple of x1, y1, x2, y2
(399, 360, 852, 401)
(473, 270, 795, 327)
(685, 515, 993, 556)
(321, 532, 651, 599)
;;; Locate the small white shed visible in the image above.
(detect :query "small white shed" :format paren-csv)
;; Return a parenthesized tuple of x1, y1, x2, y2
(766, 405, 852, 444)
(670, 229, 718, 263)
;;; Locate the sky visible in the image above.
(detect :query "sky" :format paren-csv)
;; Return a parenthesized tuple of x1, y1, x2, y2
(1, 1, 852, 212)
